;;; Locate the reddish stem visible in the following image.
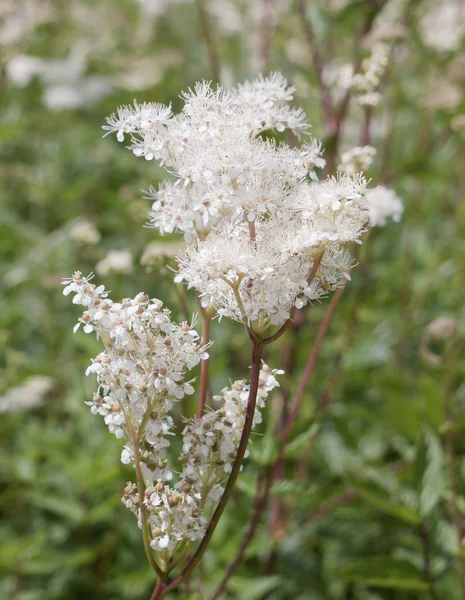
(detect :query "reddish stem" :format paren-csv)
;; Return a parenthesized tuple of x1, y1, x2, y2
(209, 285, 346, 598)
(152, 340, 264, 598)
(197, 310, 211, 419)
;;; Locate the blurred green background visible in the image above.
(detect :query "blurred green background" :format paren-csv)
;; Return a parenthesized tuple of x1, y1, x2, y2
(1, 0, 465, 598)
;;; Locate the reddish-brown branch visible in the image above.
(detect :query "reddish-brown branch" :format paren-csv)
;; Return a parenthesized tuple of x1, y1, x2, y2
(197, 310, 211, 419)
(280, 283, 347, 447)
(209, 285, 346, 598)
(150, 579, 163, 600)
(151, 340, 264, 599)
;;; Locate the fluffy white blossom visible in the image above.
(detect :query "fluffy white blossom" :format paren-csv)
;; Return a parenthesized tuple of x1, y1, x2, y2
(96, 249, 133, 276)
(176, 173, 368, 327)
(338, 44, 389, 106)
(104, 75, 319, 242)
(338, 146, 376, 175)
(105, 75, 371, 329)
(367, 186, 404, 227)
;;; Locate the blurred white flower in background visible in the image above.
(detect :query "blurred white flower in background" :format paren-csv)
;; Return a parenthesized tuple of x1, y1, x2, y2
(69, 219, 101, 246)
(96, 250, 133, 277)
(338, 146, 377, 176)
(7, 45, 112, 110)
(0, 376, 54, 413)
(367, 186, 404, 228)
(420, 0, 465, 52)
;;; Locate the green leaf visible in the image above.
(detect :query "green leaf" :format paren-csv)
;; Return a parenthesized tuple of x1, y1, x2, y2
(284, 424, 320, 458)
(339, 557, 429, 591)
(356, 485, 421, 525)
(414, 429, 445, 516)
(227, 575, 281, 599)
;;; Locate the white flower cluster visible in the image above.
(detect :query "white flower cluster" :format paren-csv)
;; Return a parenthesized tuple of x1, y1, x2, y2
(0, 376, 53, 414)
(367, 186, 404, 227)
(338, 146, 376, 176)
(64, 271, 283, 554)
(338, 44, 389, 106)
(63, 271, 208, 483)
(96, 249, 133, 276)
(420, 0, 465, 52)
(104, 73, 323, 242)
(105, 75, 370, 329)
(176, 173, 368, 325)
(69, 218, 101, 245)
(178, 364, 283, 507)
(122, 481, 206, 554)
(119, 362, 281, 554)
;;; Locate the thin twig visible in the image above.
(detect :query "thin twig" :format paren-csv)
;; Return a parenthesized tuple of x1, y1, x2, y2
(297, 0, 336, 135)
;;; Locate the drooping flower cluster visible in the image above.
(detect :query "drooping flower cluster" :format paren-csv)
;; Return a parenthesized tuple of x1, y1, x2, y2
(119, 363, 281, 553)
(63, 271, 209, 482)
(367, 186, 404, 227)
(338, 43, 390, 106)
(104, 74, 371, 329)
(178, 364, 283, 507)
(64, 271, 283, 555)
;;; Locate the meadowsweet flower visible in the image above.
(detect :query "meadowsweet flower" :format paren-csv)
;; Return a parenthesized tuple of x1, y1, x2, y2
(105, 76, 371, 327)
(338, 146, 376, 175)
(63, 271, 209, 483)
(178, 364, 283, 505)
(104, 75, 318, 242)
(338, 44, 389, 106)
(367, 186, 403, 227)
(176, 173, 369, 327)
(96, 249, 133, 276)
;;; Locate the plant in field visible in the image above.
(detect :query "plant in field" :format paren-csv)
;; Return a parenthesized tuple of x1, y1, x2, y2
(62, 73, 392, 598)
